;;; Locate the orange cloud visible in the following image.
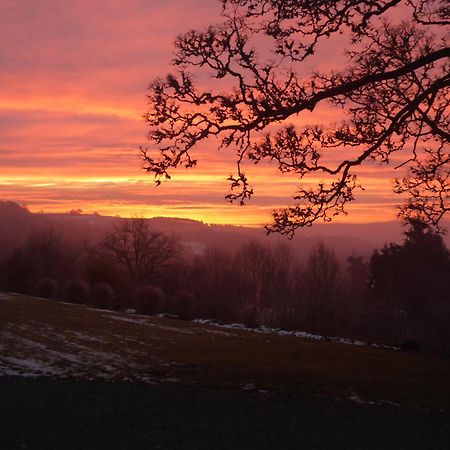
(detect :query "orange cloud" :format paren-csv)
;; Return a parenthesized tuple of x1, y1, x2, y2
(0, 0, 411, 227)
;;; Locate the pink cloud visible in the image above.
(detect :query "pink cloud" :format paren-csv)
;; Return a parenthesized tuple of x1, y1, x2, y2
(0, 0, 413, 225)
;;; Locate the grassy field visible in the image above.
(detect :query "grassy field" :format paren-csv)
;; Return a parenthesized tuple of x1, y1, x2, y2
(1, 292, 449, 409)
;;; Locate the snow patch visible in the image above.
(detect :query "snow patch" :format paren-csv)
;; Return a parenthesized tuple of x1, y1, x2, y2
(193, 320, 399, 350)
(103, 315, 148, 325)
(105, 315, 194, 334)
(2, 356, 62, 376)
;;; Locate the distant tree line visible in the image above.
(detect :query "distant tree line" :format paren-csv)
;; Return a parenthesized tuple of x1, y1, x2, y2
(0, 217, 449, 355)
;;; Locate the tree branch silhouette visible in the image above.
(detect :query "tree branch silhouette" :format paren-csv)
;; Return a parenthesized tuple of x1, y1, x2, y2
(142, 0, 449, 235)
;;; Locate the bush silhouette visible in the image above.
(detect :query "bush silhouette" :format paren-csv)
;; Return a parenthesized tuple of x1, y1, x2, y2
(91, 283, 115, 309)
(65, 280, 90, 304)
(36, 278, 58, 299)
(172, 290, 197, 320)
(133, 284, 164, 315)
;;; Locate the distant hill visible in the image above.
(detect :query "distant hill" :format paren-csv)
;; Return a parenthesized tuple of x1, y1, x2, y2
(0, 201, 47, 257)
(1, 200, 449, 262)
(35, 212, 406, 261)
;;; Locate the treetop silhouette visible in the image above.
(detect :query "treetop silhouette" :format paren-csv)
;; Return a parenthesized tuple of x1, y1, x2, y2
(142, 0, 449, 235)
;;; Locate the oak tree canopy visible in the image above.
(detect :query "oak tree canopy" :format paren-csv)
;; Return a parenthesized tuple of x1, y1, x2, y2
(142, 0, 449, 235)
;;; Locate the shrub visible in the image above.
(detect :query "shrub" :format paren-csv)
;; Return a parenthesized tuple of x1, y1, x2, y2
(172, 290, 197, 320)
(65, 280, 90, 304)
(133, 284, 164, 315)
(36, 278, 58, 299)
(91, 282, 115, 309)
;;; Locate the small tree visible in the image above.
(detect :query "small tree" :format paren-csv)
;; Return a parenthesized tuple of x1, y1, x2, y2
(84, 252, 120, 287)
(190, 247, 236, 321)
(5, 228, 70, 294)
(346, 256, 369, 310)
(171, 290, 197, 321)
(234, 241, 272, 310)
(266, 243, 297, 312)
(303, 243, 344, 329)
(369, 219, 450, 346)
(346, 256, 369, 302)
(101, 218, 180, 285)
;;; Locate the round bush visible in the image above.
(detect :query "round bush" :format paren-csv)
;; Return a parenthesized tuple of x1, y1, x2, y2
(172, 290, 197, 320)
(133, 285, 164, 315)
(91, 282, 115, 309)
(65, 280, 90, 304)
(36, 278, 58, 299)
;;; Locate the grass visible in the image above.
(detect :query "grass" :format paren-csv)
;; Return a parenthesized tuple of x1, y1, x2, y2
(1, 292, 450, 409)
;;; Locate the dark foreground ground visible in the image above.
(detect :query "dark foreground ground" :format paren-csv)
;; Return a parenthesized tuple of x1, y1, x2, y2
(2, 377, 449, 450)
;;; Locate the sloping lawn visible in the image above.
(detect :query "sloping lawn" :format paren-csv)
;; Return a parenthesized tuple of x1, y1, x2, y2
(1, 292, 449, 408)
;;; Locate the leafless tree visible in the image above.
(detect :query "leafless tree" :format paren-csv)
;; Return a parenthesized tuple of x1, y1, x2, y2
(303, 242, 344, 326)
(101, 218, 181, 284)
(266, 242, 297, 308)
(142, 0, 449, 235)
(234, 241, 272, 308)
(5, 228, 71, 293)
(191, 246, 236, 320)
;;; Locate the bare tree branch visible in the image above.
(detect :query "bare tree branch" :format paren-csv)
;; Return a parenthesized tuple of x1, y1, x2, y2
(143, 0, 450, 235)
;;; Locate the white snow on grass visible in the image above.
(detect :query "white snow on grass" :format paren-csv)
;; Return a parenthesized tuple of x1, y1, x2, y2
(347, 390, 401, 408)
(3, 332, 49, 351)
(151, 325, 194, 335)
(0, 291, 399, 388)
(193, 319, 399, 350)
(1, 320, 169, 382)
(0, 337, 166, 381)
(2, 356, 63, 377)
(105, 314, 194, 334)
(101, 314, 149, 325)
(203, 329, 238, 337)
(69, 331, 108, 344)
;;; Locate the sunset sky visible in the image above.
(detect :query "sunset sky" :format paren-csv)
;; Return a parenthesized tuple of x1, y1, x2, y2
(0, 0, 406, 226)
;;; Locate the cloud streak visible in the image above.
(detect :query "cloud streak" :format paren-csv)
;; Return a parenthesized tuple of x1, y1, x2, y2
(0, 0, 408, 225)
